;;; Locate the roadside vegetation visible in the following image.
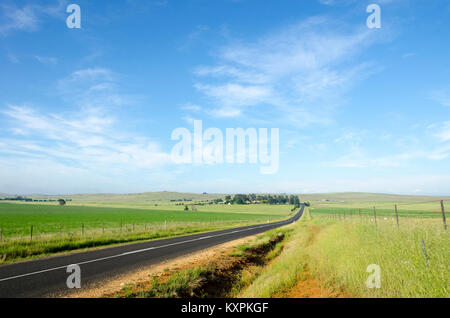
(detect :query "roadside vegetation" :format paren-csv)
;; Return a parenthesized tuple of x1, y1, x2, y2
(113, 206, 448, 298)
(112, 227, 292, 298)
(242, 209, 448, 298)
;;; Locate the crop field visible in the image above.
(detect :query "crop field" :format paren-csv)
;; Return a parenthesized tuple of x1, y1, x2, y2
(3, 192, 295, 215)
(0, 203, 291, 238)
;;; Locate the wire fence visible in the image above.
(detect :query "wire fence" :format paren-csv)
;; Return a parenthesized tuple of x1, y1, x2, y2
(309, 199, 448, 230)
(0, 216, 281, 243)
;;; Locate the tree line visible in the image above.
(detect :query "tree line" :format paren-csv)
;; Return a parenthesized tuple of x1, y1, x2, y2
(217, 194, 301, 205)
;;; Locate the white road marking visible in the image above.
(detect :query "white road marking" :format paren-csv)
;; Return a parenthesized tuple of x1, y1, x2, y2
(0, 218, 294, 283)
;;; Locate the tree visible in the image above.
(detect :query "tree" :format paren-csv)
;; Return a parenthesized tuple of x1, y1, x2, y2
(58, 199, 66, 206)
(184, 205, 189, 211)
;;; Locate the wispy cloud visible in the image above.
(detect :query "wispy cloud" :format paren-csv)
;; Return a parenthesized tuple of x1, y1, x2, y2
(434, 121, 450, 142)
(34, 55, 58, 65)
(431, 86, 450, 107)
(0, 65, 172, 193)
(0, 4, 38, 35)
(0, 0, 67, 36)
(191, 17, 380, 126)
(57, 67, 138, 110)
(1, 104, 171, 171)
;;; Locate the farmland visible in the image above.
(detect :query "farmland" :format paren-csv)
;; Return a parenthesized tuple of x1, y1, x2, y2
(0, 196, 295, 263)
(0, 191, 448, 297)
(113, 203, 449, 298)
(0, 203, 289, 238)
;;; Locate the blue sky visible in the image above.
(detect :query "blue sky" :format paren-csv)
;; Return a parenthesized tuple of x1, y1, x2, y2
(1, 0, 450, 195)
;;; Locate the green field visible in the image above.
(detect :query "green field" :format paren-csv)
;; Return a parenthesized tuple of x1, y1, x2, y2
(299, 192, 449, 220)
(0, 191, 448, 266)
(0, 201, 294, 263)
(0, 203, 291, 238)
(310, 206, 445, 219)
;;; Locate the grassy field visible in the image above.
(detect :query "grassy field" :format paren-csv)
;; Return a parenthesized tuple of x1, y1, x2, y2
(0, 201, 294, 263)
(240, 208, 449, 298)
(0, 203, 292, 238)
(299, 192, 449, 221)
(302, 192, 449, 212)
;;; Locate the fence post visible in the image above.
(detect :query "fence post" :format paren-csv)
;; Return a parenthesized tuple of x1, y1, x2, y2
(441, 200, 447, 231)
(358, 208, 361, 219)
(102, 223, 104, 234)
(133, 223, 135, 232)
(59, 224, 62, 236)
(373, 207, 377, 227)
(394, 204, 399, 228)
(30, 225, 33, 240)
(0, 228, 2, 241)
(82, 223, 84, 236)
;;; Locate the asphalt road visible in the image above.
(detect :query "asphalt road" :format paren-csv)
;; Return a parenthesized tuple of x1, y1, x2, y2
(0, 205, 304, 298)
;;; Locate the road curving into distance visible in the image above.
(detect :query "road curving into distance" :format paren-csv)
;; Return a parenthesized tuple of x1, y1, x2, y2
(0, 205, 304, 298)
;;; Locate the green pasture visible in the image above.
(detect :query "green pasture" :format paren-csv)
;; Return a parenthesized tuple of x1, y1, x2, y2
(0, 203, 290, 238)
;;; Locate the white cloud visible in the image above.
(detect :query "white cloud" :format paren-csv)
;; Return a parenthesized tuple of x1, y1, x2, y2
(0, 64, 172, 193)
(180, 103, 202, 112)
(191, 17, 379, 125)
(0, 4, 38, 35)
(56, 67, 138, 110)
(195, 83, 272, 117)
(434, 121, 450, 142)
(431, 87, 450, 107)
(0, 1, 67, 36)
(1, 105, 171, 171)
(34, 55, 58, 65)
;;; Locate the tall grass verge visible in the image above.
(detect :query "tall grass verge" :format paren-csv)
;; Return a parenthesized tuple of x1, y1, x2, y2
(241, 210, 448, 298)
(239, 209, 315, 297)
(307, 218, 448, 297)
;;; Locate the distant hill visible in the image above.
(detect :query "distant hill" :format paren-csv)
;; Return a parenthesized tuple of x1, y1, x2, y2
(24, 191, 226, 203)
(2, 191, 448, 205)
(299, 192, 450, 202)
